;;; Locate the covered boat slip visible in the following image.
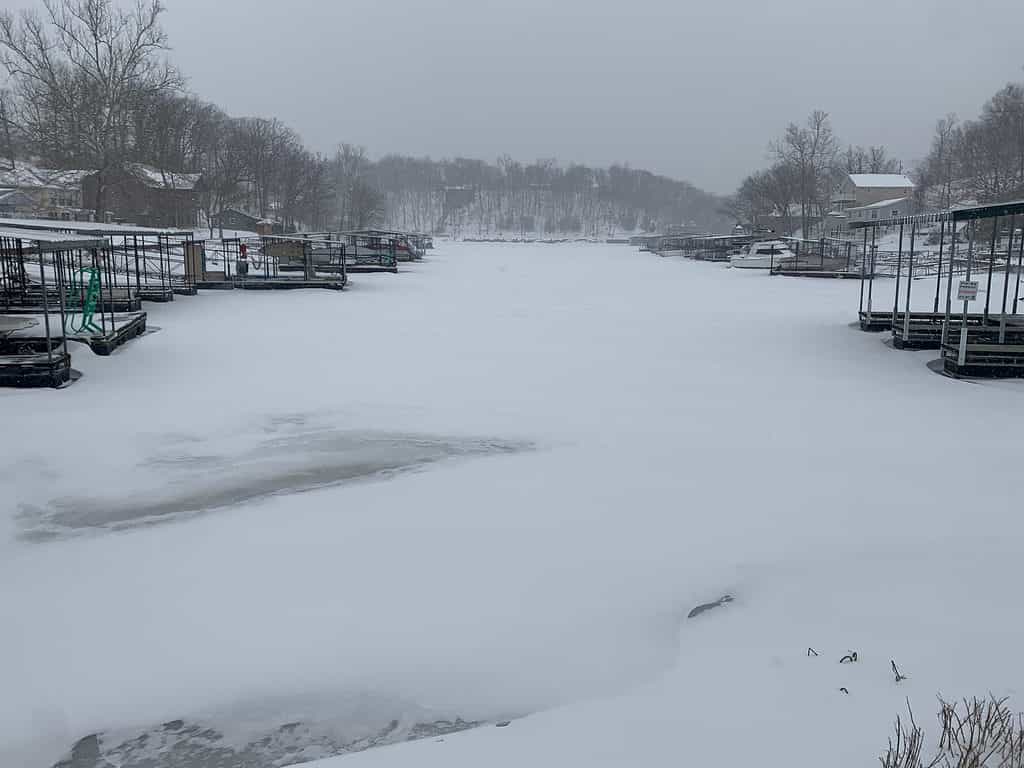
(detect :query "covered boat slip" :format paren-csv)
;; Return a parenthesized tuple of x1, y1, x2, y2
(344, 229, 427, 261)
(282, 229, 422, 266)
(0, 217, 199, 300)
(196, 237, 347, 290)
(654, 234, 860, 273)
(3, 232, 85, 385)
(197, 230, 428, 288)
(673, 234, 740, 261)
(769, 237, 860, 277)
(640, 233, 716, 259)
(0, 229, 148, 370)
(853, 199, 1024, 376)
(293, 231, 404, 272)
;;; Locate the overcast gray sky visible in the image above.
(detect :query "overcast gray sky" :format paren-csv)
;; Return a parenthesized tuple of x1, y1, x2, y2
(158, 0, 1023, 195)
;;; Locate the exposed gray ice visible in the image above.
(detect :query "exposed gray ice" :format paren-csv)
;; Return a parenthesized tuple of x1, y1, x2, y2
(17, 425, 531, 541)
(51, 692, 497, 768)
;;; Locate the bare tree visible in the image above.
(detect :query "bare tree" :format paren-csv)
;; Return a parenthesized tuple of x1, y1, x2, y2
(235, 116, 295, 217)
(298, 152, 333, 231)
(347, 178, 384, 229)
(773, 110, 838, 237)
(867, 145, 901, 174)
(880, 701, 931, 768)
(330, 143, 368, 229)
(0, 0, 183, 215)
(916, 115, 960, 209)
(199, 116, 247, 237)
(0, 87, 14, 170)
(880, 695, 1024, 768)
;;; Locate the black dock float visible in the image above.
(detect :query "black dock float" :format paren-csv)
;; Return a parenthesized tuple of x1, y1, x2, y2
(136, 286, 175, 302)
(775, 270, 862, 279)
(942, 342, 1024, 378)
(891, 315, 1024, 350)
(194, 280, 234, 290)
(346, 265, 398, 274)
(234, 278, 346, 291)
(173, 285, 198, 296)
(83, 312, 148, 355)
(859, 311, 895, 331)
(0, 350, 72, 388)
(859, 311, 992, 335)
(279, 262, 396, 275)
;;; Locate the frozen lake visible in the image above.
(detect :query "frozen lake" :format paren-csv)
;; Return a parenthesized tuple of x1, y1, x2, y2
(2, 241, 1023, 767)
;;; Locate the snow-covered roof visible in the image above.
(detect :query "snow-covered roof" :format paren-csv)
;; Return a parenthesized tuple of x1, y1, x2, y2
(0, 215, 188, 235)
(0, 189, 35, 206)
(0, 163, 92, 190)
(128, 163, 201, 190)
(0, 164, 43, 188)
(0, 225, 106, 250)
(847, 196, 911, 212)
(848, 173, 915, 189)
(45, 168, 92, 187)
(215, 207, 258, 218)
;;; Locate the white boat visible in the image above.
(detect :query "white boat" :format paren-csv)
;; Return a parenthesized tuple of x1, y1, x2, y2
(730, 240, 794, 269)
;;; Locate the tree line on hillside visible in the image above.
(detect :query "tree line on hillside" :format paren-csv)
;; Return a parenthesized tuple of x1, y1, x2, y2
(730, 82, 1024, 237)
(0, 0, 728, 235)
(365, 154, 729, 237)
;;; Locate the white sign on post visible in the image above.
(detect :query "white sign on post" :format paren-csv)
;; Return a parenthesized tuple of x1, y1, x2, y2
(957, 280, 979, 302)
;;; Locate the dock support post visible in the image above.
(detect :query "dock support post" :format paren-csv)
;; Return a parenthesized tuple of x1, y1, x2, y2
(942, 224, 956, 348)
(934, 219, 946, 313)
(867, 227, 876, 315)
(903, 221, 916, 342)
(958, 221, 976, 368)
(1000, 215, 1015, 343)
(37, 241, 54, 372)
(858, 229, 868, 315)
(1015, 226, 1024, 314)
(132, 235, 141, 292)
(984, 218, 998, 322)
(892, 223, 905, 333)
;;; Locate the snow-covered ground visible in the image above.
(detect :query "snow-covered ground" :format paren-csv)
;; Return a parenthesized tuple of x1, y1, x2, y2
(2, 242, 1023, 767)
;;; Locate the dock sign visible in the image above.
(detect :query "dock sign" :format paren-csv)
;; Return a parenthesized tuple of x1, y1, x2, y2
(957, 280, 979, 301)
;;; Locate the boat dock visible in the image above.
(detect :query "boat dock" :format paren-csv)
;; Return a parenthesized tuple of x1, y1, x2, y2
(853, 199, 1024, 377)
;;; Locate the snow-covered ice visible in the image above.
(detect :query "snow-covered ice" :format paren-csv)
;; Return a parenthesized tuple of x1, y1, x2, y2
(2, 242, 1023, 767)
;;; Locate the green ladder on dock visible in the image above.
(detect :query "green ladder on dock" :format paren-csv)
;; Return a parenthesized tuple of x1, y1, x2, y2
(67, 267, 102, 334)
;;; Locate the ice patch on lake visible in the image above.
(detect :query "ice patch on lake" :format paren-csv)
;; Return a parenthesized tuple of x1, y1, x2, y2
(17, 421, 531, 541)
(51, 691, 498, 768)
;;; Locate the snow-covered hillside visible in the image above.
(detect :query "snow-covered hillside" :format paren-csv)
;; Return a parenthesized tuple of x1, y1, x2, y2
(2, 242, 1022, 767)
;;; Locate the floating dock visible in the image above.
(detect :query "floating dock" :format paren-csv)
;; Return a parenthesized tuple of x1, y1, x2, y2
(774, 269, 863, 279)
(6, 311, 147, 356)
